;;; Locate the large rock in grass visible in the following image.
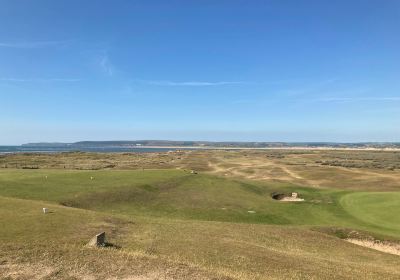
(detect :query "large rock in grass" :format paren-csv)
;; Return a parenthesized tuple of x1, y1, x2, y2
(87, 232, 106, 247)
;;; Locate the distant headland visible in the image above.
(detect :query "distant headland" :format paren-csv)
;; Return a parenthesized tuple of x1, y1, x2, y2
(20, 140, 400, 150)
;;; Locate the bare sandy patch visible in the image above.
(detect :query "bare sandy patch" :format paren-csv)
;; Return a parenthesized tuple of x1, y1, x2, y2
(346, 239, 400, 256)
(279, 197, 305, 202)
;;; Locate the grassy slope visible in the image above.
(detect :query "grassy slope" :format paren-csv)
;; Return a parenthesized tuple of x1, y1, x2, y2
(0, 169, 399, 237)
(1, 196, 400, 280)
(0, 196, 223, 280)
(1, 169, 400, 279)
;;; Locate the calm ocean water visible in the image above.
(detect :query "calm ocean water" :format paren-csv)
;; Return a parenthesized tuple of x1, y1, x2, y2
(0, 146, 184, 154)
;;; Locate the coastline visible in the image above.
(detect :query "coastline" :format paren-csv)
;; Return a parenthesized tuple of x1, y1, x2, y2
(119, 146, 400, 151)
(1, 145, 400, 154)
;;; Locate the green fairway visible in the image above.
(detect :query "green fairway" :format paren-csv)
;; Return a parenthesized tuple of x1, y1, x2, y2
(0, 169, 184, 201)
(0, 169, 397, 236)
(0, 169, 354, 226)
(340, 192, 400, 238)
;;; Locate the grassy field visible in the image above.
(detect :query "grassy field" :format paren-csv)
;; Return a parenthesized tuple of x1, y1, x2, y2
(0, 150, 400, 279)
(340, 192, 400, 237)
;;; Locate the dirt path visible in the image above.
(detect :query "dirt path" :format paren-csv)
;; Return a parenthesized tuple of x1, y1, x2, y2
(206, 157, 305, 183)
(277, 165, 303, 179)
(206, 153, 400, 190)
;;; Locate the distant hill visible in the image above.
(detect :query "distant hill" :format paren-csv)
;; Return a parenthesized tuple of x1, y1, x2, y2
(21, 140, 400, 149)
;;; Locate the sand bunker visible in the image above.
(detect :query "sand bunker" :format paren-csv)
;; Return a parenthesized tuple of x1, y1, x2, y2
(346, 239, 400, 256)
(272, 192, 304, 202)
(279, 197, 305, 202)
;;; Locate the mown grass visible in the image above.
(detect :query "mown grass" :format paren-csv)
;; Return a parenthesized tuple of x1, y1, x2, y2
(340, 192, 400, 238)
(0, 169, 398, 237)
(1, 167, 400, 279)
(0, 169, 183, 201)
(0, 169, 349, 225)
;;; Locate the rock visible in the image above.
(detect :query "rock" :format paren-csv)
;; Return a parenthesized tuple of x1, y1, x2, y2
(87, 232, 106, 247)
(42, 208, 49, 214)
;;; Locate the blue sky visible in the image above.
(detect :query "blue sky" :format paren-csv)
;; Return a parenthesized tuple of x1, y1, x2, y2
(1, 0, 399, 144)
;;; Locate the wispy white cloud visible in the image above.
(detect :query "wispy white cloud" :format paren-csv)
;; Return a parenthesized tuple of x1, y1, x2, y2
(0, 40, 72, 48)
(134, 79, 246, 86)
(99, 53, 114, 76)
(0, 77, 81, 82)
(134, 77, 333, 87)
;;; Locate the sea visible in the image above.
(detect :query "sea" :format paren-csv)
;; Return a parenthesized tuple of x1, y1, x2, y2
(0, 146, 186, 154)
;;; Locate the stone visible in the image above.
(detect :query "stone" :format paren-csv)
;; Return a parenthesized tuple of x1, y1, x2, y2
(42, 208, 49, 214)
(87, 232, 106, 247)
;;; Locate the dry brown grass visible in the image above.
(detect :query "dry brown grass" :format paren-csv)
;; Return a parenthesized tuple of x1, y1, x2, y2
(0, 197, 229, 280)
(2, 195, 400, 280)
(3, 149, 399, 190)
(192, 150, 400, 190)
